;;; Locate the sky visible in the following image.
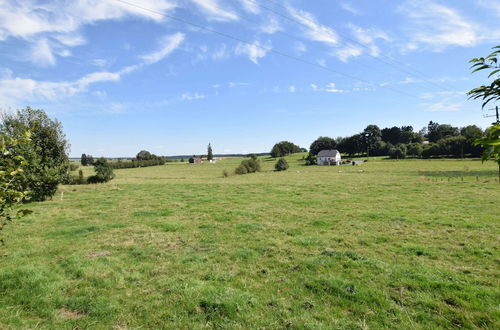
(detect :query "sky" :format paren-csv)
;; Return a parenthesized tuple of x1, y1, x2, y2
(0, 0, 499, 157)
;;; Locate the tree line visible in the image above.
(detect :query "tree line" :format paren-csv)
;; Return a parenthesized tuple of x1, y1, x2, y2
(299, 122, 485, 161)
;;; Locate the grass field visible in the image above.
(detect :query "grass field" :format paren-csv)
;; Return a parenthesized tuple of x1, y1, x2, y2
(0, 154, 499, 329)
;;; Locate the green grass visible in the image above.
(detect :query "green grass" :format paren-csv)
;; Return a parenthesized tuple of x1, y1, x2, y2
(1, 154, 499, 328)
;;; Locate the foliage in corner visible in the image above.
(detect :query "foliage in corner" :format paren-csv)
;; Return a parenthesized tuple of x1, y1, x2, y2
(468, 46, 500, 181)
(0, 132, 32, 245)
(0, 107, 70, 201)
(468, 46, 500, 108)
(474, 124, 500, 181)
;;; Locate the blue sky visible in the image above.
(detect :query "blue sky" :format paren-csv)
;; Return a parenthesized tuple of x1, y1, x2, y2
(1, 0, 499, 157)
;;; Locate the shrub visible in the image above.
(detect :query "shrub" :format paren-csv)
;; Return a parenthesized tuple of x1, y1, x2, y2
(1, 132, 32, 244)
(388, 145, 407, 159)
(407, 143, 423, 157)
(241, 159, 261, 173)
(222, 169, 230, 177)
(69, 163, 79, 171)
(275, 158, 289, 171)
(88, 158, 114, 184)
(234, 164, 248, 175)
(78, 170, 85, 184)
(304, 153, 317, 165)
(188, 157, 195, 164)
(0, 107, 70, 201)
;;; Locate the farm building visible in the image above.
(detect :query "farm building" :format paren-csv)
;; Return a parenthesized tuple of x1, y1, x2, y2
(317, 149, 341, 165)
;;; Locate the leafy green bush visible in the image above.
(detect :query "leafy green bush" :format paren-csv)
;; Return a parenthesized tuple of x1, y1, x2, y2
(69, 163, 79, 171)
(388, 145, 407, 159)
(87, 158, 114, 184)
(275, 158, 289, 171)
(304, 153, 317, 165)
(0, 107, 70, 201)
(241, 159, 261, 173)
(222, 169, 230, 177)
(234, 164, 248, 175)
(0, 132, 32, 245)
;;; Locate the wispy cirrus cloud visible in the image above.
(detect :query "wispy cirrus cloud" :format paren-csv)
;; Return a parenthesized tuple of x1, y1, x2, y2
(189, 0, 239, 21)
(0, 32, 184, 106)
(260, 17, 283, 34)
(311, 82, 346, 93)
(399, 0, 499, 51)
(238, 0, 260, 14)
(139, 33, 185, 64)
(340, 2, 362, 15)
(419, 91, 466, 112)
(181, 92, 207, 100)
(235, 41, 271, 64)
(0, 0, 177, 66)
(287, 7, 338, 46)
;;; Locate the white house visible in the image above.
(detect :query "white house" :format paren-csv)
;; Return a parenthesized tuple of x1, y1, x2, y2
(317, 149, 341, 165)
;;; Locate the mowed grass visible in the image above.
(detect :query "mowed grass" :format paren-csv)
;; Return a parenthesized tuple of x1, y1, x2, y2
(1, 154, 499, 329)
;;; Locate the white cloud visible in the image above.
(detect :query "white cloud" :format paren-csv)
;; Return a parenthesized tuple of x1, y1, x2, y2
(419, 91, 466, 112)
(140, 33, 185, 65)
(92, 59, 108, 67)
(340, 2, 361, 15)
(0, 0, 176, 65)
(399, 0, 498, 51)
(294, 42, 307, 55)
(238, 0, 260, 14)
(260, 17, 283, 34)
(235, 41, 271, 64)
(181, 92, 207, 100)
(347, 23, 390, 45)
(287, 7, 338, 46)
(29, 38, 56, 66)
(311, 82, 346, 93)
(189, 0, 239, 21)
(334, 45, 363, 62)
(289, 85, 296, 93)
(212, 44, 230, 60)
(324, 83, 345, 93)
(0, 32, 183, 107)
(228, 82, 249, 87)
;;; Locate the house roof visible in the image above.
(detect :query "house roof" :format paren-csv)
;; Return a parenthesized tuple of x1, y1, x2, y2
(317, 149, 339, 157)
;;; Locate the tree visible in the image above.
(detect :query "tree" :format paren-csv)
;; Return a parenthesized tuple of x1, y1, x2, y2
(207, 143, 213, 161)
(304, 153, 316, 165)
(362, 125, 382, 156)
(474, 124, 500, 182)
(270, 141, 301, 157)
(81, 153, 88, 166)
(86, 155, 94, 166)
(275, 158, 289, 171)
(88, 157, 115, 183)
(468, 46, 500, 108)
(0, 107, 70, 201)
(0, 132, 32, 245)
(136, 150, 153, 160)
(461, 125, 483, 157)
(388, 144, 407, 159)
(309, 137, 337, 155)
(468, 46, 500, 181)
(381, 126, 401, 145)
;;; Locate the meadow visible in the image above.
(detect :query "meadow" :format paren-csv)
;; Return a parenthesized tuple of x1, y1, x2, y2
(0, 154, 498, 329)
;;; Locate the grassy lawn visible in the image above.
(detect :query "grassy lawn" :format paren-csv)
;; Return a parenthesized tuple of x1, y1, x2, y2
(1, 155, 499, 329)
